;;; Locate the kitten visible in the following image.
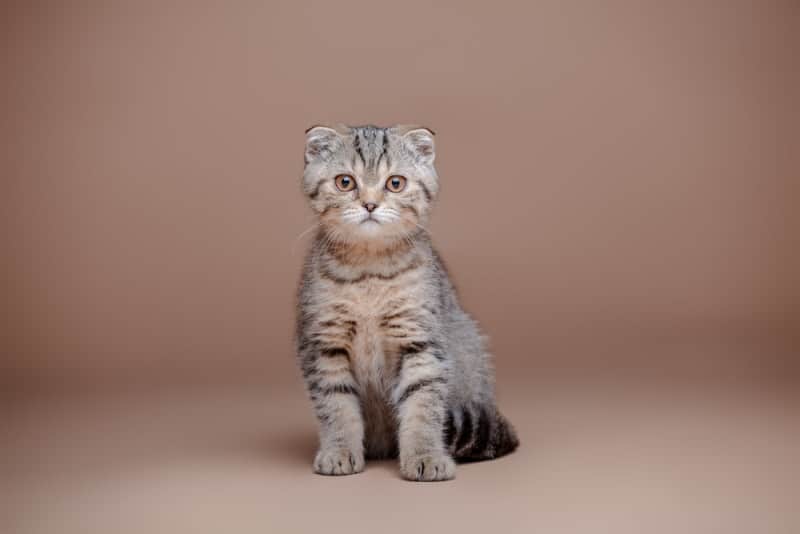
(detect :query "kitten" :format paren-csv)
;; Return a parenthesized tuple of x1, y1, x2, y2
(296, 124, 518, 481)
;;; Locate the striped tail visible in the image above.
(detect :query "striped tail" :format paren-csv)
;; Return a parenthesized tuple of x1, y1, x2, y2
(444, 404, 519, 462)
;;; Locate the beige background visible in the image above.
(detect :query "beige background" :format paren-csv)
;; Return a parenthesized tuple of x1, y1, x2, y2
(2, 1, 799, 390)
(2, 2, 799, 533)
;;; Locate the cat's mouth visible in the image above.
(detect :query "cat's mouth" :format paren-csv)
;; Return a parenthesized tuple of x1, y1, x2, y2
(360, 216, 380, 225)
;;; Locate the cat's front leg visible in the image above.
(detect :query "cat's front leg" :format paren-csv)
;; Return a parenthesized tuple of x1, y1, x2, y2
(393, 341, 455, 481)
(302, 345, 365, 476)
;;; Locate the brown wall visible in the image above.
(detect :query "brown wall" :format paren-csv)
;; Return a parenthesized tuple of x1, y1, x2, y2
(2, 1, 798, 393)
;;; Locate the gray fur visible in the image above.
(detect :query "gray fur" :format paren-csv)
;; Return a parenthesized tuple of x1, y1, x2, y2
(296, 124, 518, 481)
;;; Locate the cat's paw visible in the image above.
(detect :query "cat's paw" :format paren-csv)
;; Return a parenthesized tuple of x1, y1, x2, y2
(400, 451, 456, 482)
(313, 447, 365, 476)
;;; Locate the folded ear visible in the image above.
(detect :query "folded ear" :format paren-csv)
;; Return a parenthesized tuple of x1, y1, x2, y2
(304, 125, 342, 164)
(402, 127, 435, 164)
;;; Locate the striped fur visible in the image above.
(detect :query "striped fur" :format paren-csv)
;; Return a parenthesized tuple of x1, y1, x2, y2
(296, 125, 518, 481)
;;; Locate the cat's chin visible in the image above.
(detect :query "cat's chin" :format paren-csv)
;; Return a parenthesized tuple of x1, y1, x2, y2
(352, 219, 387, 237)
(359, 219, 381, 229)
(330, 225, 407, 247)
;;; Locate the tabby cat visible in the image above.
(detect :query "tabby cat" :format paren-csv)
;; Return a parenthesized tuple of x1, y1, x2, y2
(296, 124, 518, 481)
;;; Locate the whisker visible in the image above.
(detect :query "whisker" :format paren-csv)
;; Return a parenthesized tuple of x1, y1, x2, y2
(401, 215, 432, 235)
(291, 221, 321, 255)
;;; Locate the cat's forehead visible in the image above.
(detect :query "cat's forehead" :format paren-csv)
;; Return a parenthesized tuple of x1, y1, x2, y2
(339, 125, 401, 179)
(348, 125, 396, 151)
(350, 124, 386, 140)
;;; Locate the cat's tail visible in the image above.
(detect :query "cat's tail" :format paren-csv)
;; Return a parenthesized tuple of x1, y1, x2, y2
(446, 404, 519, 462)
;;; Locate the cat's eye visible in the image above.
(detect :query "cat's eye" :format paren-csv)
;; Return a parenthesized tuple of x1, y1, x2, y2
(335, 174, 356, 192)
(385, 175, 407, 193)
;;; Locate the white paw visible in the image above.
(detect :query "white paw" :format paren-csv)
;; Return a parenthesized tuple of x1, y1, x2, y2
(313, 447, 365, 476)
(400, 451, 456, 481)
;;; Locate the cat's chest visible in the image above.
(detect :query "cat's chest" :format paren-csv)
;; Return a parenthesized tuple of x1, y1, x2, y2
(323, 275, 426, 384)
(323, 267, 427, 316)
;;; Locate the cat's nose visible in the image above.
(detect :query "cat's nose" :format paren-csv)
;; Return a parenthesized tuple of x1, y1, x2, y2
(363, 202, 378, 213)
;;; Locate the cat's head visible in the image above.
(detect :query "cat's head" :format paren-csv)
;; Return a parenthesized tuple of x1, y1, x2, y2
(302, 124, 438, 244)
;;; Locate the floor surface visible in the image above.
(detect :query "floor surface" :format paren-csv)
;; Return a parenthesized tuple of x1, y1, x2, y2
(4, 357, 799, 533)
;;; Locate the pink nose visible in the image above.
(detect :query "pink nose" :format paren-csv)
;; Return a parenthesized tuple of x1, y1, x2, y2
(363, 202, 377, 213)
